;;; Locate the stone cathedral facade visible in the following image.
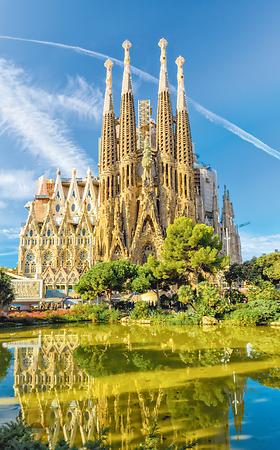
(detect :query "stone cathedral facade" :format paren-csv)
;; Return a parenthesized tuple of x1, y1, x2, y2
(18, 39, 241, 296)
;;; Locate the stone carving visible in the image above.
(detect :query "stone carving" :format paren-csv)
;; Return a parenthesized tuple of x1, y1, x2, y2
(12, 280, 41, 299)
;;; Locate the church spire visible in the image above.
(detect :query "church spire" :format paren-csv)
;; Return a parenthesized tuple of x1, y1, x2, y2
(156, 38, 176, 229)
(156, 38, 174, 158)
(103, 59, 114, 115)
(176, 55, 187, 112)
(221, 186, 242, 264)
(158, 38, 169, 93)
(100, 59, 117, 176)
(175, 55, 195, 219)
(121, 40, 132, 94)
(119, 39, 137, 161)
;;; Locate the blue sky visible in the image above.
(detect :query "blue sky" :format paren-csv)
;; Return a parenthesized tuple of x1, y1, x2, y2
(0, 0, 280, 266)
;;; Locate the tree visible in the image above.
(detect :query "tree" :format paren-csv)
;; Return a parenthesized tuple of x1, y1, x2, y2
(161, 217, 227, 284)
(0, 270, 14, 311)
(247, 280, 280, 302)
(131, 255, 177, 304)
(225, 259, 262, 287)
(75, 260, 138, 303)
(177, 285, 195, 308)
(255, 252, 280, 285)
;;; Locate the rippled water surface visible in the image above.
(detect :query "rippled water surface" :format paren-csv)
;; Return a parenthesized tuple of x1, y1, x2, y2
(1, 324, 280, 449)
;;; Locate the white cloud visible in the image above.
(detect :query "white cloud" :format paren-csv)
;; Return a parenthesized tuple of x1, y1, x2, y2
(240, 232, 280, 260)
(0, 227, 20, 240)
(28, 75, 103, 122)
(0, 58, 93, 176)
(0, 250, 18, 257)
(0, 35, 279, 162)
(0, 169, 35, 200)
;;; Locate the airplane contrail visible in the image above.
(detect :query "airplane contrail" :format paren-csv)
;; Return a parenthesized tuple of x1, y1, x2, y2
(0, 34, 280, 161)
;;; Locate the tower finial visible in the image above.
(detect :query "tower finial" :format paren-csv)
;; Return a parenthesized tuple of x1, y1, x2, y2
(176, 55, 187, 112)
(158, 38, 169, 93)
(122, 40, 132, 64)
(103, 59, 114, 115)
(158, 38, 168, 64)
(121, 40, 133, 94)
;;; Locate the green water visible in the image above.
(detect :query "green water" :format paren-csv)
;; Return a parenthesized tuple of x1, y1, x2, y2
(1, 323, 280, 449)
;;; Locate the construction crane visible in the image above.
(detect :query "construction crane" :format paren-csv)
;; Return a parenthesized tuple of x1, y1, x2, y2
(238, 222, 250, 229)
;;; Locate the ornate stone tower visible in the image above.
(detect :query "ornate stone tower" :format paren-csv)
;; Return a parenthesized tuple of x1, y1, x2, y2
(221, 186, 242, 264)
(118, 40, 138, 252)
(18, 39, 242, 294)
(95, 59, 118, 260)
(156, 38, 176, 232)
(175, 56, 196, 220)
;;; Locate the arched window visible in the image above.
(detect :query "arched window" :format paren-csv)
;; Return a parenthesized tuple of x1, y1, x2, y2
(78, 250, 88, 272)
(24, 252, 36, 274)
(42, 251, 53, 272)
(59, 250, 72, 270)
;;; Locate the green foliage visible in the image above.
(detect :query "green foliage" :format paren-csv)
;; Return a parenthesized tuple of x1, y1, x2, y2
(131, 255, 176, 295)
(0, 418, 47, 449)
(136, 422, 160, 450)
(0, 270, 14, 309)
(75, 260, 138, 301)
(84, 427, 111, 449)
(130, 301, 150, 319)
(224, 259, 262, 286)
(255, 252, 280, 284)
(177, 285, 195, 306)
(194, 282, 233, 320)
(224, 288, 246, 305)
(197, 282, 221, 307)
(0, 419, 110, 450)
(247, 281, 280, 303)
(69, 303, 119, 323)
(0, 344, 12, 381)
(54, 440, 78, 450)
(162, 217, 227, 283)
(225, 253, 280, 288)
(226, 299, 280, 325)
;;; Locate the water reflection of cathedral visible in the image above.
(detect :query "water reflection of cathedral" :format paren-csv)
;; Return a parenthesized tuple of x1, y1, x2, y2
(10, 330, 246, 449)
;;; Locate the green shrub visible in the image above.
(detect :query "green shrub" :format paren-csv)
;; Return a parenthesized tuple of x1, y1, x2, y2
(66, 303, 119, 323)
(195, 281, 233, 320)
(247, 281, 280, 302)
(0, 419, 111, 449)
(226, 299, 280, 325)
(0, 418, 47, 449)
(130, 301, 150, 319)
(177, 285, 195, 306)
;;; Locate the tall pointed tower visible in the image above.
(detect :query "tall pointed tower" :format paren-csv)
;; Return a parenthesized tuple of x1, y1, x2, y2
(221, 186, 242, 264)
(118, 40, 138, 250)
(156, 38, 176, 231)
(175, 56, 196, 220)
(96, 59, 118, 260)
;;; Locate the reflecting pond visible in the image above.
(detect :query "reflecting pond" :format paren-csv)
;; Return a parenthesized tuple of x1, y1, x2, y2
(1, 324, 280, 449)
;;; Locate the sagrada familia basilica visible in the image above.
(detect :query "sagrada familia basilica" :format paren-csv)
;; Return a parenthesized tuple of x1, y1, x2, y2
(18, 39, 241, 296)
